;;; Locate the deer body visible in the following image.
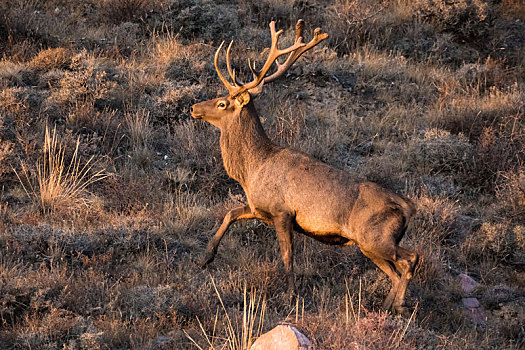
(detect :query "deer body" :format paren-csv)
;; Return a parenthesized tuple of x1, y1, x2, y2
(191, 20, 419, 314)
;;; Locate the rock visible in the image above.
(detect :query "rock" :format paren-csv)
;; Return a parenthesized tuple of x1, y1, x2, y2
(250, 324, 314, 350)
(458, 273, 478, 294)
(462, 297, 480, 309)
(462, 298, 486, 324)
(458, 275, 486, 325)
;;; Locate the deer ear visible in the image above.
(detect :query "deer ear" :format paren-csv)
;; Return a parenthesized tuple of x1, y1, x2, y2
(234, 92, 251, 107)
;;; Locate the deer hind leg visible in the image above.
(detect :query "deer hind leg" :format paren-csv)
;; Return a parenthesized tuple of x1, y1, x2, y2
(360, 248, 401, 312)
(200, 205, 256, 267)
(391, 246, 419, 314)
(274, 213, 295, 294)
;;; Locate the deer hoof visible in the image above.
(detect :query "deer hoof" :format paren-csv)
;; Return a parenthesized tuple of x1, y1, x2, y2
(286, 279, 297, 297)
(394, 305, 409, 317)
(382, 299, 394, 312)
(199, 250, 216, 268)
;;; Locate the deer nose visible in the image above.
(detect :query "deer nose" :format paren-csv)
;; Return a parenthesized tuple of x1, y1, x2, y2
(190, 104, 202, 119)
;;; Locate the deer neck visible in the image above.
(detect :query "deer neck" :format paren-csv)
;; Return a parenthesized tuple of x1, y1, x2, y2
(219, 103, 278, 187)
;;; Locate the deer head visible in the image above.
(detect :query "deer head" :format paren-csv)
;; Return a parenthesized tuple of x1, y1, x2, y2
(190, 20, 328, 129)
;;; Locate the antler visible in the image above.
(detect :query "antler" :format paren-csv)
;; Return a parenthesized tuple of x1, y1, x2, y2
(214, 20, 328, 98)
(262, 20, 329, 84)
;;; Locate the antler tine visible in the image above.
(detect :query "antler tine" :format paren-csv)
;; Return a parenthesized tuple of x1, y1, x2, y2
(248, 59, 257, 77)
(214, 41, 239, 95)
(263, 21, 328, 84)
(225, 41, 236, 84)
(225, 41, 246, 86)
(295, 18, 305, 43)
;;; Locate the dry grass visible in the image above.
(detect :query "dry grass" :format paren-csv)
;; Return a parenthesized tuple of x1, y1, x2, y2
(0, 0, 524, 349)
(15, 126, 107, 214)
(185, 279, 267, 350)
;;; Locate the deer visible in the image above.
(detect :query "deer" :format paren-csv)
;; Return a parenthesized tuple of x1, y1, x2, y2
(190, 19, 419, 314)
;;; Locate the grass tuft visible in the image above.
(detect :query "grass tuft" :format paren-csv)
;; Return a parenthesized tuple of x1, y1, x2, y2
(186, 277, 267, 350)
(15, 125, 107, 213)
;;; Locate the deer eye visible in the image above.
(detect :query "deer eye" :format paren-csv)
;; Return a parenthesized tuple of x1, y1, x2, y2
(217, 101, 227, 109)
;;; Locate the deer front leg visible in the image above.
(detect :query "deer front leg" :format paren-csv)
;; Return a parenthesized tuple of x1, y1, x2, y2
(200, 205, 256, 267)
(274, 213, 295, 294)
(392, 246, 419, 315)
(360, 247, 401, 312)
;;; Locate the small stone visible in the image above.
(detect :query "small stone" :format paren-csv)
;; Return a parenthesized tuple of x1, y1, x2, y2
(250, 324, 314, 350)
(458, 273, 478, 294)
(462, 297, 480, 308)
(462, 297, 486, 324)
(466, 306, 486, 325)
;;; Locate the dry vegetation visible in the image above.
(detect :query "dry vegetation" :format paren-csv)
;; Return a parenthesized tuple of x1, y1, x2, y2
(0, 0, 524, 349)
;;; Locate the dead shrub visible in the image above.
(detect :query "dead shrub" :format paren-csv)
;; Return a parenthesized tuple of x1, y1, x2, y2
(0, 0, 40, 43)
(50, 63, 117, 109)
(462, 221, 525, 265)
(409, 128, 476, 176)
(2, 65, 39, 87)
(125, 108, 151, 150)
(412, 192, 460, 243)
(29, 47, 72, 72)
(164, 56, 207, 83)
(0, 201, 11, 233)
(326, 0, 390, 53)
(496, 168, 525, 215)
(455, 57, 508, 92)
(437, 84, 524, 141)
(0, 286, 32, 327)
(166, 1, 239, 41)
(0, 87, 39, 132)
(0, 61, 27, 87)
(415, 0, 494, 39)
(20, 307, 85, 343)
(65, 101, 117, 133)
(497, 0, 525, 20)
(169, 120, 233, 198)
(238, 0, 295, 27)
(161, 188, 208, 236)
(0, 141, 14, 180)
(432, 82, 525, 190)
(470, 126, 523, 189)
(101, 173, 163, 214)
(141, 83, 204, 124)
(118, 285, 183, 320)
(95, 0, 158, 24)
(38, 69, 65, 89)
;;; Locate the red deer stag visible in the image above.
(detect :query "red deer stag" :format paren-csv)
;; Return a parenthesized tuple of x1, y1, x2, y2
(190, 20, 419, 314)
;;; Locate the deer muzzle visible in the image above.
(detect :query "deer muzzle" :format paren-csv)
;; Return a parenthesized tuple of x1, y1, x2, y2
(190, 104, 203, 119)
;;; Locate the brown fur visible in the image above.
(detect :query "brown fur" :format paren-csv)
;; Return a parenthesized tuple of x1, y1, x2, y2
(191, 94, 419, 314)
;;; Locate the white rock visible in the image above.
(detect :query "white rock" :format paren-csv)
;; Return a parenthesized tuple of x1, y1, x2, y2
(250, 324, 314, 350)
